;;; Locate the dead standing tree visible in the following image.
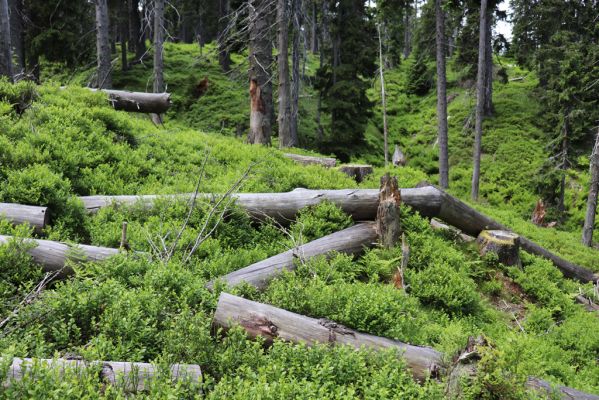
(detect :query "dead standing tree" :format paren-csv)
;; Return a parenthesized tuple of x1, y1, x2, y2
(94, 0, 112, 88)
(582, 128, 599, 246)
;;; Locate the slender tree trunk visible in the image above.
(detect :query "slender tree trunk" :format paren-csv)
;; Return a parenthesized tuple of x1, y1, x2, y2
(483, 8, 493, 116)
(377, 24, 389, 167)
(120, 1, 129, 71)
(289, 0, 301, 146)
(436, 0, 449, 188)
(248, 0, 273, 145)
(277, 0, 292, 147)
(558, 118, 569, 214)
(471, 0, 487, 201)
(94, 0, 112, 88)
(151, 0, 165, 124)
(0, 0, 14, 81)
(218, 0, 231, 72)
(403, 1, 411, 59)
(582, 129, 599, 246)
(310, 1, 318, 53)
(129, 0, 146, 61)
(8, 0, 24, 76)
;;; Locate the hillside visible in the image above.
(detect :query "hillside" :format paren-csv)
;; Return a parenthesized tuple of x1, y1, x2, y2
(0, 44, 598, 398)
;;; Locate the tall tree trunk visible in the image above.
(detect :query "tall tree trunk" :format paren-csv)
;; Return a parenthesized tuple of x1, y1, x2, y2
(277, 0, 292, 147)
(152, 0, 165, 124)
(95, 0, 112, 89)
(248, 0, 273, 145)
(471, 0, 487, 201)
(310, 1, 318, 53)
(558, 117, 569, 215)
(403, 1, 411, 59)
(8, 0, 24, 76)
(129, 0, 146, 61)
(377, 24, 389, 167)
(120, 0, 129, 71)
(483, 8, 493, 116)
(218, 0, 231, 72)
(436, 0, 449, 188)
(0, 0, 14, 81)
(582, 129, 599, 246)
(289, 0, 301, 146)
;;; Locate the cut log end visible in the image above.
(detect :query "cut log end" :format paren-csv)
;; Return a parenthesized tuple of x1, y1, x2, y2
(338, 164, 373, 183)
(477, 230, 521, 267)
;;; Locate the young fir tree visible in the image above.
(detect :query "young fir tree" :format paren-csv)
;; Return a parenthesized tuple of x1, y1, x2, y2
(314, 0, 376, 160)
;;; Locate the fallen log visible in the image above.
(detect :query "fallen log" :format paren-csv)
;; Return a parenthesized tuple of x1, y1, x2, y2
(0, 203, 48, 232)
(4, 357, 201, 392)
(0, 235, 120, 276)
(206, 223, 378, 290)
(78, 187, 597, 282)
(283, 153, 337, 168)
(213, 293, 599, 399)
(82, 88, 171, 114)
(338, 164, 374, 183)
(212, 292, 443, 381)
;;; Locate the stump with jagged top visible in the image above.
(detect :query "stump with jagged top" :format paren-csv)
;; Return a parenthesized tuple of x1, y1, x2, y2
(476, 230, 521, 266)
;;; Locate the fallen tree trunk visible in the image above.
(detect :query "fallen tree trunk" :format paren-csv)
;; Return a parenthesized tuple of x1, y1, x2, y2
(4, 357, 201, 392)
(83, 88, 171, 114)
(78, 187, 598, 282)
(0, 203, 48, 232)
(206, 223, 378, 290)
(0, 235, 120, 276)
(283, 153, 337, 168)
(213, 293, 599, 399)
(213, 292, 443, 381)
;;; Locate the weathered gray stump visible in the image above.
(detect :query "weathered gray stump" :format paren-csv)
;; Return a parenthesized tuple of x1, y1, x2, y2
(283, 153, 337, 168)
(376, 174, 401, 248)
(3, 358, 201, 392)
(392, 145, 407, 166)
(338, 164, 374, 183)
(476, 230, 521, 266)
(212, 293, 443, 382)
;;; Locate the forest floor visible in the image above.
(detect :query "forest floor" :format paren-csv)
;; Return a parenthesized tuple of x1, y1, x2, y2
(0, 43, 597, 398)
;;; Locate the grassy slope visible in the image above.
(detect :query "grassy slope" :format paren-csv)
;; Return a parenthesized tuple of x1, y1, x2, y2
(0, 44, 597, 398)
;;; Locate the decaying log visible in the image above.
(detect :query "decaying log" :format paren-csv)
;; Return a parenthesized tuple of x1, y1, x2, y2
(476, 230, 521, 267)
(0, 203, 48, 232)
(83, 88, 171, 114)
(283, 153, 337, 168)
(4, 357, 201, 392)
(0, 235, 120, 275)
(213, 293, 599, 398)
(212, 292, 443, 381)
(338, 164, 374, 183)
(376, 174, 401, 248)
(430, 219, 475, 242)
(207, 223, 378, 290)
(78, 186, 597, 282)
(575, 295, 599, 313)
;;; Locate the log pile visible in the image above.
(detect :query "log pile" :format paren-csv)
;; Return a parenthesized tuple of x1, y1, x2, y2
(0, 203, 48, 232)
(4, 358, 201, 392)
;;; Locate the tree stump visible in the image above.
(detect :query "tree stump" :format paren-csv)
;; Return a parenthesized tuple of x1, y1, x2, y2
(376, 174, 401, 248)
(338, 164, 373, 183)
(477, 230, 521, 266)
(392, 145, 407, 166)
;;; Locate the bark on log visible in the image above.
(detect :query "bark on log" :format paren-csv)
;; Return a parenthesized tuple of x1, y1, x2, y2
(206, 223, 378, 290)
(214, 293, 599, 399)
(376, 174, 401, 248)
(0, 235, 120, 275)
(0, 203, 48, 232)
(283, 153, 337, 168)
(90, 88, 171, 114)
(476, 230, 521, 267)
(338, 165, 374, 183)
(77, 187, 598, 282)
(3, 357, 201, 392)
(213, 292, 443, 381)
